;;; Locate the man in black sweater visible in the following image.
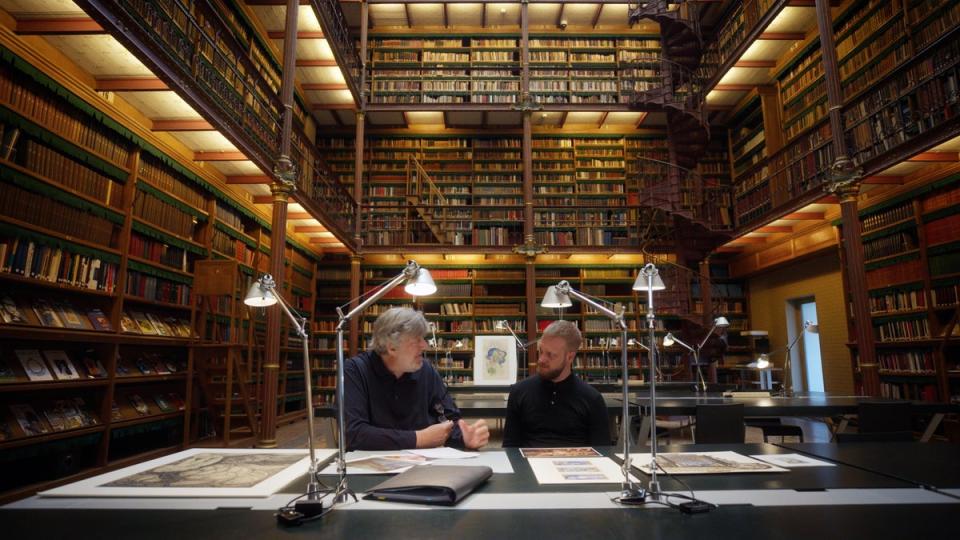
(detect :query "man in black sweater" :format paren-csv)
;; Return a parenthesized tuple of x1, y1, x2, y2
(344, 307, 489, 451)
(502, 320, 611, 447)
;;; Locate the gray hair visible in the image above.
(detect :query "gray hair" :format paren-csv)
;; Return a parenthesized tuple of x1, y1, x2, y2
(541, 319, 581, 353)
(370, 307, 429, 355)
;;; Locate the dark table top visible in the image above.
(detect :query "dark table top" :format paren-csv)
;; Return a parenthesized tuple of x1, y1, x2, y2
(2, 445, 955, 540)
(778, 442, 960, 489)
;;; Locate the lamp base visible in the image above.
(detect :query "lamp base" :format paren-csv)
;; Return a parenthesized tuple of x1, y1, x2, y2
(617, 486, 647, 505)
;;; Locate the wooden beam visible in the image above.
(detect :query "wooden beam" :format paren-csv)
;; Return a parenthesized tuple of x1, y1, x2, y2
(309, 237, 342, 244)
(294, 226, 330, 233)
(296, 59, 338, 67)
(443, 3, 448, 28)
(404, 3, 413, 27)
(634, 112, 647, 129)
(226, 175, 272, 184)
(559, 111, 568, 129)
(713, 84, 755, 91)
(729, 236, 768, 244)
(782, 212, 825, 220)
(556, 4, 566, 27)
(597, 111, 609, 128)
(95, 77, 168, 91)
(734, 60, 777, 68)
(302, 83, 349, 91)
(253, 196, 272, 204)
(312, 103, 357, 110)
(194, 151, 247, 161)
(756, 226, 793, 233)
(245, 0, 309, 4)
(482, 3, 487, 28)
(16, 18, 103, 34)
(287, 212, 312, 219)
(908, 152, 958, 162)
(759, 32, 806, 40)
(715, 246, 744, 253)
(591, 4, 603, 28)
(152, 119, 213, 131)
(863, 175, 904, 185)
(266, 31, 325, 39)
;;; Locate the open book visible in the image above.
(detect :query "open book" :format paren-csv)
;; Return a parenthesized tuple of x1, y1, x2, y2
(364, 465, 492, 506)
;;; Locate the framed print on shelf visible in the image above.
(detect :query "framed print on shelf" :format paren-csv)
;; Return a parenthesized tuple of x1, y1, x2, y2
(473, 335, 517, 386)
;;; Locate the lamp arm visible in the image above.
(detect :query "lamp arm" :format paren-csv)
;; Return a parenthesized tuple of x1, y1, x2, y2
(697, 322, 719, 351)
(336, 261, 419, 329)
(502, 322, 527, 351)
(669, 335, 696, 355)
(267, 286, 309, 339)
(785, 326, 806, 354)
(563, 285, 627, 330)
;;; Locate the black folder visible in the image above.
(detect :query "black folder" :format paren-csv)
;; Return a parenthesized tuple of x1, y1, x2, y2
(363, 465, 493, 506)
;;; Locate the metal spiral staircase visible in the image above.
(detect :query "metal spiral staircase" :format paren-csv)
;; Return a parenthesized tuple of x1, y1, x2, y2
(628, 1, 730, 256)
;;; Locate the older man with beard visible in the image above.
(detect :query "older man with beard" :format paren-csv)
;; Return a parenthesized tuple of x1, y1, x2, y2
(502, 320, 611, 447)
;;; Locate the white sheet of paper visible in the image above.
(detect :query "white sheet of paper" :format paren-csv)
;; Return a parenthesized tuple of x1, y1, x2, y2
(406, 447, 479, 459)
(319, 450, 514, 475)
(618, 451, 789, 474)
(749, 453, 837, 468)
(528, 457, 640, 485)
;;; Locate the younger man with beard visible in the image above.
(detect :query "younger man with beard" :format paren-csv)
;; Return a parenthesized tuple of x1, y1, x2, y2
(502, 320, 611, 447)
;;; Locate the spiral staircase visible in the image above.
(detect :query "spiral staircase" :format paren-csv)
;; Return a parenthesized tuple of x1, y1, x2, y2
(628, 1, 730, 258)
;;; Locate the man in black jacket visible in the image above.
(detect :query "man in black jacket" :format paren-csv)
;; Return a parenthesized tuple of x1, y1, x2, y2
(502, 320, 611, 447)
(344, 307, 489, 451)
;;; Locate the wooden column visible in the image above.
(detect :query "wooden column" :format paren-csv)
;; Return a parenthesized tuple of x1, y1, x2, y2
(349, 254, 362, 356)
(259, 184, 293, 447)
(259, 0, 300, 447)
(814, 0, 877, 395)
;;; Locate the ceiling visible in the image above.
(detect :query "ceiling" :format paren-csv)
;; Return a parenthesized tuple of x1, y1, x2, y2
(0, 0, 351, 252)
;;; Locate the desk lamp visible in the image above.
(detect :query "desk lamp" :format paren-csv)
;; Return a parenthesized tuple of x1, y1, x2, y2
(758, 320, 818, 396)
(663, 316, 729, 393)
(542, 280, 645, 504)
(495, 319, 529, 378)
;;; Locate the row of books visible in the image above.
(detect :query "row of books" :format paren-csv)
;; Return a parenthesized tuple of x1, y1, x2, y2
(132, 190, 199, 240)
(873, 317, 931, 341)
(2, 349, 105, 382)
(125, 270, 191, 305)
(0, 65, 131, 165)
(1, 293, 114, 331)
(879, 382, 937, 401)
(865, 257, 923, 289)
(139, 158, 207, 209)
(19, 138, 124, 209)
(869, 287, 926, 314)
(921, 184, 960, 212)
(1, 398, 99, 441)
(0, 237, 119, 292)
(862, 201, 914, 231)
(877, 350, 936, 374)
(130, 232, 191, 272)
(0, 180, 118, 248)
(863, 231, 918, 261)
(923, 214, 960, 245)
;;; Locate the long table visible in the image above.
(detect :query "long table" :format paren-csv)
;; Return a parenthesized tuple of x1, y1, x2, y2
(4, 444, 957, 539)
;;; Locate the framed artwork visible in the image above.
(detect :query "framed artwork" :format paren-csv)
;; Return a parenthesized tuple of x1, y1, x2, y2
(473, 335, 517, 386)
(39, 448, 335, 498)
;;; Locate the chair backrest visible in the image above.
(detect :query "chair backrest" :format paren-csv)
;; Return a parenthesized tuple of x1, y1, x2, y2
(858, 401, 912, 433)
(695, 403, 745, 444)
(835, 431, 914, 443)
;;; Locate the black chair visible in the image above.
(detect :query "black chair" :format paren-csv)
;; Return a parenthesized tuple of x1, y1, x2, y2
(745, 417, 804, 443)
(836, 401, 914, 443)
(695, 403, 745, 444)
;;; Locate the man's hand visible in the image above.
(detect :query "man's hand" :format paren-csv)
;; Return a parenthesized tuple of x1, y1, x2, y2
(460, 419, 490, 449)
(416, 420, 453, 448)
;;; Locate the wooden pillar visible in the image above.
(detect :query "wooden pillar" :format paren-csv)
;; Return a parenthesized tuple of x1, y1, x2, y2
(259, 184, 293, 447)
(349, 254, 362, 356)
(259, 0, 300, 448)
(814, 0, 877, 395)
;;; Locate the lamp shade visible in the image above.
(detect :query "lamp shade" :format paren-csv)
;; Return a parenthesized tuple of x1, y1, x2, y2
(541, 285, 573, 308)
(805, 321, 820, 334)
(632, 265, 666, 291)
(244, 280, 278, 307)
(662, 333, 676, 347)
(755, 353, 771, 369)
(404, 267, 437, 296)
(714, 316, 730, 328)
(494, 320, 507, 330)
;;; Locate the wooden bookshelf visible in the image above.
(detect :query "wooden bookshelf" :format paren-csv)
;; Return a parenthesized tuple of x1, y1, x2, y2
(840, 176, 960, 402)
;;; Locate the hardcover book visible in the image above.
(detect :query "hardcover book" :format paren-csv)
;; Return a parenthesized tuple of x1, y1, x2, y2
(111, 400, 123, 421)
(128, 394, 149, 416)
(0, 419, 12, 441)
(73, 398, 100, 426)
(15, 349, 53, 381)
(81, 354, 107, 378)
(146, 312, 172, 337)
(119, 312, 140, 334)
(32, 299, 64, 328)
(87, 308, 113, 331)
(43, 350, 80, 380)
(10, 403, 50, 436)
(0, 294, 27, 324)
(55, 301, 87, 330)
(154, 394, 174, 413)
(43, 404, 67, 432)
(135, 356, 155, 375)
(130, 311, 158, 335)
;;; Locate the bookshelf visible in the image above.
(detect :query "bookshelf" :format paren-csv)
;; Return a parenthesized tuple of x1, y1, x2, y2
(0, 43, 323, 502)
(841, 176, 960, 402)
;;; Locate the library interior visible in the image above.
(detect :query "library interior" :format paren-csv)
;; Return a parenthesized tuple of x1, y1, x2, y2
(0, 0, 958, 536)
